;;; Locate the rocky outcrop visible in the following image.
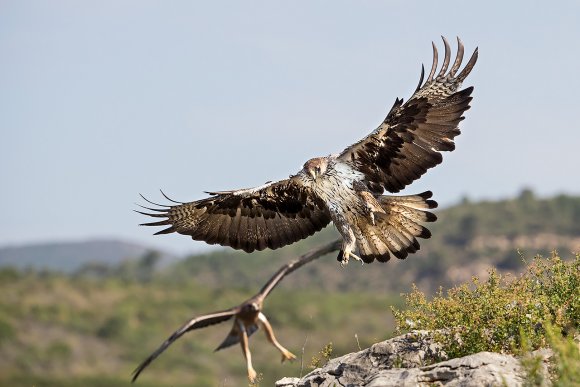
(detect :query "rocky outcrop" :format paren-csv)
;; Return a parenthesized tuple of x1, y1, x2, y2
(276, 331, 550, 387)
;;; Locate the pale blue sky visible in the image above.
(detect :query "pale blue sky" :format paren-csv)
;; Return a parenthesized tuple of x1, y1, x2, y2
(1, 1, 579, 254)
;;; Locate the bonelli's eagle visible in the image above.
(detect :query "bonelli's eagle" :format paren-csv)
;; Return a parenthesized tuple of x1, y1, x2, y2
(139, 37, 478, 265)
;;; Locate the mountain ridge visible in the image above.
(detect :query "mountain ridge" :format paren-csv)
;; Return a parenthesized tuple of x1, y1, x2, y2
(0, 238, 177, 272)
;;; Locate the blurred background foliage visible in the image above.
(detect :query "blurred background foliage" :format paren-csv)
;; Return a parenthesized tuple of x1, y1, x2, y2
(1, 190, 579, 386)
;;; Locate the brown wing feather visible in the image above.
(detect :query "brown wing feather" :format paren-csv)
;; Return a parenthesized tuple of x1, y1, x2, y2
(138, 177, 331, 252)
(339, 37, 478, 193)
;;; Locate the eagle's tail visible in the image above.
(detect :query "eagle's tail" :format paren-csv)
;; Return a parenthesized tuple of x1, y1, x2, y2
(355, 191, 437, 263)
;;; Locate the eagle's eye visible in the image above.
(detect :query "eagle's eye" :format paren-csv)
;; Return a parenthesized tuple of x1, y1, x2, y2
(315, 166, 321, 174)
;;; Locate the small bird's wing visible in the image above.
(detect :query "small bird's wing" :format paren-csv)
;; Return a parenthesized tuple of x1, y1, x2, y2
(339, 37, 478, 193)
(138, 177, 331, 252)
(258, 239, 342, 299)
(131, 308, 238, 383)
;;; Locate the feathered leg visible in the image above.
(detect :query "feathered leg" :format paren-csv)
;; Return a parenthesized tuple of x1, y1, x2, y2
(257, 313, 296, 362)
(335, 224, 363, 266)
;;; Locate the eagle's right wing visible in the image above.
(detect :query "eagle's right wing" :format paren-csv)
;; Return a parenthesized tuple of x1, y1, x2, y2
(339, 37, 478, 194)
(137, 177, 331, 252)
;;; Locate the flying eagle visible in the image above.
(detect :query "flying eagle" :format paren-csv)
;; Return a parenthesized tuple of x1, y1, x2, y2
(131, 240, 342, 383)
(139, 37, 477, 265)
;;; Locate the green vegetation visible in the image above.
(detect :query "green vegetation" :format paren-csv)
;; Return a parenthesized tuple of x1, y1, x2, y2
(1, 191, 579, 385)
(0, 268, 397, 387)
(309, 342, 334, 370)
(0, 317, 15, 344)
(392, 252, 579, 382)
(546, 324, 580, 386)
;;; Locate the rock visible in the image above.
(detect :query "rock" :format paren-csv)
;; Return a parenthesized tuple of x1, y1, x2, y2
(276, 331, 550, 387)
(276, 377, 301, 386)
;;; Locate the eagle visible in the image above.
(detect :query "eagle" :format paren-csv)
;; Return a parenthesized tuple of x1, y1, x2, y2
(131, 240, 342, 383)
(138, 37, 478, 265)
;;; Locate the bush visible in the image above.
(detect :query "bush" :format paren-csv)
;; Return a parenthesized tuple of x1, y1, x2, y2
(0, 318, 15, 343)
(96, 316, 127, 339)
(546, 324, 580, 387)
(46, 341, 72, 360)
(391, 252, 579, 359)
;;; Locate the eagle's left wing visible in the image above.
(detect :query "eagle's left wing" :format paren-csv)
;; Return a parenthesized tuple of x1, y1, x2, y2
(339, 37, 478, 193)
(137, 177, 331, 252)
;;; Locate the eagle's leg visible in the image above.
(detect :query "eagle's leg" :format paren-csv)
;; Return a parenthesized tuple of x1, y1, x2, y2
(238, 320, 257, 382)
(257, 313, 296, 363)
(336, 226, 363, 266)
(355, 187, 386, 226)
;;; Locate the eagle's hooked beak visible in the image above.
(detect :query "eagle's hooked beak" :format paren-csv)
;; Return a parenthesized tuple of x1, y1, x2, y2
(309, 166, 322, 180)
(303, 158, 326, 180)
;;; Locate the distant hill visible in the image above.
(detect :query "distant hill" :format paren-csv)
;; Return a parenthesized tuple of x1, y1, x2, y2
(0, 239, 177, 273)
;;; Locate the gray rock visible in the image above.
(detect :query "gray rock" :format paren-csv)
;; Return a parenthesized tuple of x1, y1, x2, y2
(276, 331, 550, 387)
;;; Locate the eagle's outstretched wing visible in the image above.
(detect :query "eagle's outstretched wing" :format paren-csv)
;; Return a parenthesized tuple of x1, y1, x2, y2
(137, 177, 331, 253)
(131, 308, 238, 383)
(339, 37, 478, 194)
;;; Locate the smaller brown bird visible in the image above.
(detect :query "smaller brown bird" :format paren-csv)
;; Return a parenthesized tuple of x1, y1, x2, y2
(131, 240, 341, 383)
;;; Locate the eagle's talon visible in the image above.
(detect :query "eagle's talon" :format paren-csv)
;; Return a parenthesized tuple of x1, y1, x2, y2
(340, 254, 349, 267)
(350, 252, 363, 263)
(340, 250, 363, 267)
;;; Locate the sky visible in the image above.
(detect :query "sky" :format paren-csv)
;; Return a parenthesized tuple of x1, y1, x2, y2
(1, 1, 579, 255)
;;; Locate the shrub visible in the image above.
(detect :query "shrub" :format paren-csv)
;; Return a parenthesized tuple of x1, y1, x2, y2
(0, 318, 15, 343)
(391, 252, 579, 359)
(546, 323, 580, 387)
(46, 341, 72, 360)
(96, 316, 127, 339)
(309, 342, 333, 369)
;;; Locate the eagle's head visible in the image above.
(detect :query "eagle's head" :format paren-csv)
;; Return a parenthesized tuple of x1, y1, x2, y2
(303, 157, 328, 180)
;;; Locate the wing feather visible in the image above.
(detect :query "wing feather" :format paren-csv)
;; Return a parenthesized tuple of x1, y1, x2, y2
(339, 37, 478, 193)
(254, 215, 268, 251)
(139, 177, 331, 253)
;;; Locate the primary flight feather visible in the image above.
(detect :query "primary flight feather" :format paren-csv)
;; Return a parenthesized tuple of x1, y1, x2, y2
(138, 37, 478, 265)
